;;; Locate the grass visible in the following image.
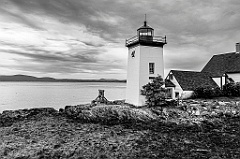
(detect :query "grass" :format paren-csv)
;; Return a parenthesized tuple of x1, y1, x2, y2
(1, 98, 240, 158)
(0, 113, 240, 159)
(0, 116, 145, 159)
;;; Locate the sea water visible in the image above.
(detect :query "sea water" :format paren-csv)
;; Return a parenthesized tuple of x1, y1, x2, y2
(0, 82, 126, 112)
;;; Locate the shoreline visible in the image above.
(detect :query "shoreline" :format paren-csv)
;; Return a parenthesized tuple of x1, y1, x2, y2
(0, 75, 126, 83)
(1, 98, 240, 126)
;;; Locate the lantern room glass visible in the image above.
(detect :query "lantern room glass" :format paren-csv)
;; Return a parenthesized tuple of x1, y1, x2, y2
(138, 28, 153, 37)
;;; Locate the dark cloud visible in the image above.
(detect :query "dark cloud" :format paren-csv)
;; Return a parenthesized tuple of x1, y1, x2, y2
(1, 0, 240, 78)
(6, 0, 134, 41)
(68, 39, 105, 47)
(0, 7, 44, 30)
(5, 0, 240, 42)
(0, 48, 99, 63)
(0, 45, 124, 75)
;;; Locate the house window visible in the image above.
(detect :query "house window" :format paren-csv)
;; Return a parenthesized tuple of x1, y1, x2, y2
(175, 92, 179, 98)
(166, 88, 172, 98)
(169, 74, 173, 80)
(149, 63, 155, 74)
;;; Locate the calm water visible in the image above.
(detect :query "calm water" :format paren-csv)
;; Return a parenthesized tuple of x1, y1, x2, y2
(0, 82, 126, 112)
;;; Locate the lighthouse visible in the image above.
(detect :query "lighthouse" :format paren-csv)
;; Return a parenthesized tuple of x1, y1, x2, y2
(125, 18, 167, 106)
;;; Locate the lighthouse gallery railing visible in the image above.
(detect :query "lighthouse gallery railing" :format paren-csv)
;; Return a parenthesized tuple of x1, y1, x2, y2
(125, 35, 166, 46)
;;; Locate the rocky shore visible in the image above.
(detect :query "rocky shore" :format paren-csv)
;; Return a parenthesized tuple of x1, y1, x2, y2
(0, 99, 240, 158)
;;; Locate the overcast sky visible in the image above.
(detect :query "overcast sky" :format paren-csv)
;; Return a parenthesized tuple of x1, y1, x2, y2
(0, 0, 240, 79)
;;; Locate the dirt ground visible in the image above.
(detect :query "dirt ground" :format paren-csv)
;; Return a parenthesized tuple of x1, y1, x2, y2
(0, 99, 240, 159)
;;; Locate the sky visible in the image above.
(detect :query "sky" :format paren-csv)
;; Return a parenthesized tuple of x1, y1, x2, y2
(0, 0, 240, 80)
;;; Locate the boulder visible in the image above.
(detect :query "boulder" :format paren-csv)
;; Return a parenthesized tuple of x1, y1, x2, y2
(64, 104, 92, 117)
(0, 107, 58, 127)
(217, 101, 226, 106)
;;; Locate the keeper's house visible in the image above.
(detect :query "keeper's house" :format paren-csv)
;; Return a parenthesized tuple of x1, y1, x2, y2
(165, 43, 240, 99)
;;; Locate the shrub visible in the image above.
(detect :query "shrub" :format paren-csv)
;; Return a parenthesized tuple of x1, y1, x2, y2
(223, 82, 240, 97)
(194, 86, 222, 98)
(141, 76, 166, 107)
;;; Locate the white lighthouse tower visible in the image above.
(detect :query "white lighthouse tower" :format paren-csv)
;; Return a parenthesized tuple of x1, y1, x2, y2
(125, 18, 167, 106)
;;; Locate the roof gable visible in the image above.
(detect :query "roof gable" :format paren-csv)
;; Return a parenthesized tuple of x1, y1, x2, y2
(165, 79, 175, 87)
(171, 70, 219, 91)
(202, 52, 240, 76)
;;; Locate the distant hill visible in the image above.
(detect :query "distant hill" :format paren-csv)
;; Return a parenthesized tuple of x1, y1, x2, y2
(0, 75, 126, 83)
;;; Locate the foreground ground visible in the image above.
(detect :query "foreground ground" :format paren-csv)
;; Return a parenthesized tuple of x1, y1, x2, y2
(0, 99, 240, 159)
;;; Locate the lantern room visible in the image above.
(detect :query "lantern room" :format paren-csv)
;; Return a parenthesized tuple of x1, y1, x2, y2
(125, 17, 166, 47)
(137, 21, 154, 38)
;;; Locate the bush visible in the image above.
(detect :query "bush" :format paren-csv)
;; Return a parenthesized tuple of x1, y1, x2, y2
(194, 82, 240, 98)
(223, 82, 240, 97)
(141, 76, 166, 107)
(194, 86, 222, 98)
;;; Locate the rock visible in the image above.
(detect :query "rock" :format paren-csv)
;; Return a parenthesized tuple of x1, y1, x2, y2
(2, 109, 29, 118)
(194, 148, 211, 153)
(112, 100, 125, 105)
(202, 107, 208, 110)
(236, 101, 240, 106)
(183, 139, 191, 144)
(0, 107, 58, 127)
(59, 108, 64, 113)
(218, 101, 226, 106)
(190, 104, 201, 108)
(201, 111, 209, 116)
(189, 100, 200, 104)
(232, 110, 237, 115)
(179, 105, 187, 111)
(64, 105, 91, 117)
(209, 156, 222, 159)
(210, 111, 218, 116)
(196, 109, 201, 116)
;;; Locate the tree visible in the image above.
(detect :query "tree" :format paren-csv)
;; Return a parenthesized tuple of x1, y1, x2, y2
(223, 82, 240, 97)
(193, 86, 222, 99)
(141, 76, 166, 107)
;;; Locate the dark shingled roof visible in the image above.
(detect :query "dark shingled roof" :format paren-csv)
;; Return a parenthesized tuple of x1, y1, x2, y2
(202, 52, 240, 77)
(171, 70, 219, 91)
(137, 21, 154, 31)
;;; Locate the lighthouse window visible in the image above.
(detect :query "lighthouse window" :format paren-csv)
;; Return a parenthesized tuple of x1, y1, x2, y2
(149, 63, 155, 74)
(131, 50, 135, 58)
